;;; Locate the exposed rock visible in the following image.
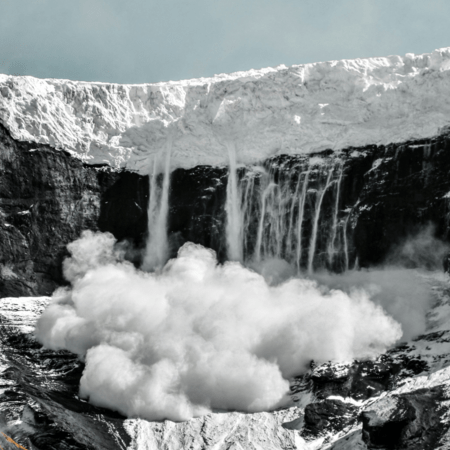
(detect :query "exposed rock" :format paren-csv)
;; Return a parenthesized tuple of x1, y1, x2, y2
(0, 123, 104, 297)
(351, 135, 450, 268)
(303, 398, 358, 438)
(2, 118, 450, 295)
(297, 356, 426, 403)
(0, 123, 151, 297)
(360, 387, 448, 449)
(360, 395, 417, 448)
(169, 165, 228, 261)
(0, 123, 228, 295)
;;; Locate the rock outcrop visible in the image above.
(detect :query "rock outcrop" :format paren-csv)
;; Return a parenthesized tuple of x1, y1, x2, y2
(302, 398, 358, 438)
(0, 123, 104, 297)
(0, 123, 151, 297)
(360, 387, 447, 450)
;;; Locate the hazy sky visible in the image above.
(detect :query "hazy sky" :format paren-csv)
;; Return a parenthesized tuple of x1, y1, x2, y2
(1, 0, 449, 84)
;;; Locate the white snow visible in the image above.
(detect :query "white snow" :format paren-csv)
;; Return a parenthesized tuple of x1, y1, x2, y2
(3, 272, 450, 449)
(124, 407, 302, 450)
(0, 296, 49, 334)
(1, 48, 450, 173)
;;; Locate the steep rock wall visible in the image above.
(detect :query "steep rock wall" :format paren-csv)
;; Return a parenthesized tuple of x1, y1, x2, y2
(167, 132, 450, 270)
(0, 124, 148, 297)
(2, 122, 450, 297)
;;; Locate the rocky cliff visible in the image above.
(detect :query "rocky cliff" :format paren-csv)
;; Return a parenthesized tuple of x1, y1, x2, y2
(2, 47, 450, 293)
(0, 123, 151, 297)
(2, 122, 450, 296)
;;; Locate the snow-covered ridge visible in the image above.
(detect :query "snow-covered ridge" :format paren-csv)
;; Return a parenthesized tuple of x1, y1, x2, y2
(1, 48, 450, 173)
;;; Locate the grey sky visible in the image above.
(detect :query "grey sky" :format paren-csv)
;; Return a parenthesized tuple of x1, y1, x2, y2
(0, 0, 449, 84)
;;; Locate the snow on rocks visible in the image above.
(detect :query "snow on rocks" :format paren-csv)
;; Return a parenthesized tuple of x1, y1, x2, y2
(124, 408, 303, 450)
(1, 48, 450, 173)
(0, 296, 49, 334)
(308, 273, 450, 449)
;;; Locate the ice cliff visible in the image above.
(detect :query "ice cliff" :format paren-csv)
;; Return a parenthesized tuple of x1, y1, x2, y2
(1, 48, 450, 172)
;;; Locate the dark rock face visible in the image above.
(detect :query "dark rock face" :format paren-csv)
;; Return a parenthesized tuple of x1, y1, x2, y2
(2, 121, 450, 297)
(0, 122, 230, 296)
(361, 396, 417, 448)
(309, 360, 395, 401)
(360, 387, 447, 450)
(169, 166, 228, 261)
(0, 123, 102, 296)
(350, 136, 450, 268)
(292, 356, 427, 404)
(0, 124, 151, 297)
(290, 356, 433, 442)
(302, 398, 357, 438)
(192, 133, 450, 272)
(97, 170, 149, 246)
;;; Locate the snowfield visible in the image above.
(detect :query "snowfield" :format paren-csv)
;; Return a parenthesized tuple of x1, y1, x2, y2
(1, 48, 450, 173)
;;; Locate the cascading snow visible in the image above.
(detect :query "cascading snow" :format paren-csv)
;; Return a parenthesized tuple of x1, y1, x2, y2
(226, 155, 349, 272)
(35, 227, 436, 421)
(34, 141, 441, 422)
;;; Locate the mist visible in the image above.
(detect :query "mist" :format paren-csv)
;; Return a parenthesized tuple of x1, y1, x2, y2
(387, 223, 450, 270)
(315, 225, 448, 341)
(34, 230, 411, 421)
(312, 269, 432, 342)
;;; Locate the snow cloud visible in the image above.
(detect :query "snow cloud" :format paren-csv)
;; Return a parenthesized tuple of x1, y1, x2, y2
(35, 231, 407, 421)
(313, 268, 433, 342)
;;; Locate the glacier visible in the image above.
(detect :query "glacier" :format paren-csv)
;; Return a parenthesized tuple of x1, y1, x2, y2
(1, 48, 450, 172)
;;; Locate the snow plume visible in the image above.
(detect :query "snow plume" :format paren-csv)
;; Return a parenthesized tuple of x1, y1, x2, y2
(313, 269, 432, 342)
(35, 231, 402, 421)
(311, 225, 448, 342)
(387, 223, 450, 270)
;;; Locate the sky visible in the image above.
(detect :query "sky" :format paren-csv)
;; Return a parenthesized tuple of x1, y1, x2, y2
(0, 0, 449, 85)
